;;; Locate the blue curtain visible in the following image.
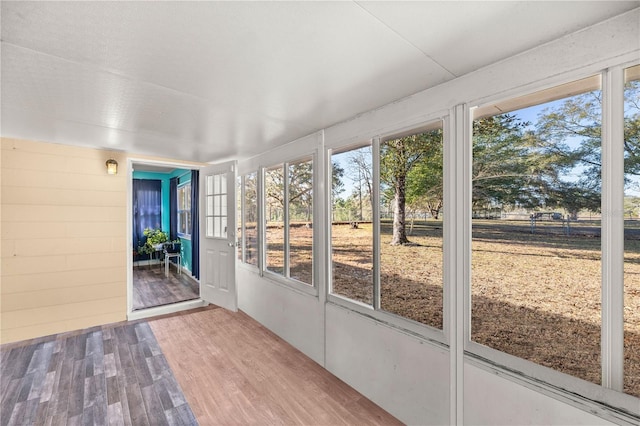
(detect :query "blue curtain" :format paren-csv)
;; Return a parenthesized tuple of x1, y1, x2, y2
(191, 170, 200, 279)
(133, 179, 162, 258)
(169, 177, 178, 241)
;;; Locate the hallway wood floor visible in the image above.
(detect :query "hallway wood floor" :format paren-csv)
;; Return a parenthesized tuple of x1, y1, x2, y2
(132, 265, 199, 311)
(0, 320, 195, 426)
(150, 308, 403, 425)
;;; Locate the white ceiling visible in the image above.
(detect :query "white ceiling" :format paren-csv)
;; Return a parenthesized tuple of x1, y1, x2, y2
(2, 1, 638, 163)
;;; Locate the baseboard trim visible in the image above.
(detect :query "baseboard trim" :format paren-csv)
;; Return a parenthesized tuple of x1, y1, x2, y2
(128, 299, 207, 321)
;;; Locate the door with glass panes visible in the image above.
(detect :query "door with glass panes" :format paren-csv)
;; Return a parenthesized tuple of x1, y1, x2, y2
(200, 161, 237, 311)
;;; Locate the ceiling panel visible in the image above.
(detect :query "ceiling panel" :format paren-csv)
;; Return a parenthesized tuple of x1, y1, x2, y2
(358, 1, 639, 76)
(1, 1, 637, 163)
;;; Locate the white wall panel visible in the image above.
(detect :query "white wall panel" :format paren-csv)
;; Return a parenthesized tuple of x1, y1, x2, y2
(325, 303, 449, 425)
(237, 266, 324, 365)
(464, 364, 617, 425)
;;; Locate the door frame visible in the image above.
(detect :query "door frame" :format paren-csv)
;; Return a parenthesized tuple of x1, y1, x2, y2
(126, 157, 207, 321)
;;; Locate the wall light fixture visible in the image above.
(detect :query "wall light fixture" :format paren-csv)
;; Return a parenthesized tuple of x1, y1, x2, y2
(106, 159, 118, 175)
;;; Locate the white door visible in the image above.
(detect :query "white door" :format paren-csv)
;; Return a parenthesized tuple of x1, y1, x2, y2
(200, 161, 237, 311)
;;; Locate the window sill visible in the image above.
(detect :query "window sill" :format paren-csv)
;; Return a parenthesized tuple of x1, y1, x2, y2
(261, 270, 318, 298)
(238, 261, 259, 272)
(465, 342, 640, 423)
(326, 293, 447, 349)
(177, 234, 191, 241)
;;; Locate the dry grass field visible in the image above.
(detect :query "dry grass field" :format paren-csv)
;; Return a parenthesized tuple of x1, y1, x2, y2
(329, 220, 639, 398)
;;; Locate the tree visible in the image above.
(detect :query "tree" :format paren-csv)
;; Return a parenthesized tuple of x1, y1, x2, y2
(244, 172, 258, 224)
(288, 161, 313, 221)
(331, 161, 345, 201)
(624, 79, 640, 185)
(406, 137, 443, 219)
(473, 115, 545, 210)
(530, 84, 640, 215)
(348, 147, 373, 221)
(380, 131, 441, 245)
(264, 161, 314, 222)
(265, 166, 285, 222)
(549, 181, 601, 220)
(534, 82, 639, 189)
(535, 91, 603, 186)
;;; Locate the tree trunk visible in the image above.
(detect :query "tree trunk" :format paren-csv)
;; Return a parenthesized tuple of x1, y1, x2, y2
(429, 199, 443, 220)
(391, 175, 410, 245)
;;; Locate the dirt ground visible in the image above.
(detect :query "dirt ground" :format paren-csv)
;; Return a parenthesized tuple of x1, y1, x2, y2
(329, 219, 640, 398)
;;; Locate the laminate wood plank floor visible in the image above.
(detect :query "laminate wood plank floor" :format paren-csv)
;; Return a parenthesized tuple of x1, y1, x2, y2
(133, 265, 199, 311)
(150, 308, 403, 426)
(0, 320, 196, 426)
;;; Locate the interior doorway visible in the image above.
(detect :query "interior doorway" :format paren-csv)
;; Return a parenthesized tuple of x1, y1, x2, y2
(130, 161, 201, 311)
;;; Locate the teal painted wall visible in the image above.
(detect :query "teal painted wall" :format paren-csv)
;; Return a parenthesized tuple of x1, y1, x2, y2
(179, 238, 193, 273)
(133, 169, 195, 275)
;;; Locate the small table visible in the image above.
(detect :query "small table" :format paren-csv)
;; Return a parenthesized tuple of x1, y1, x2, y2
(164, 250, 181, 277)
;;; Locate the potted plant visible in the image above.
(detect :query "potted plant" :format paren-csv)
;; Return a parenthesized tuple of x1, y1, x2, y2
(137, 227, 169, 256)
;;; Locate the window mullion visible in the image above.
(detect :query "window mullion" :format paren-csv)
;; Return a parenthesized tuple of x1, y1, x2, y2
(284, 163, 290, 278)
(601, 67, 625, 392)
(240, 175, 246, 263)
(258, 167, 265, 276)
(450, 103, 470, 426)
(372, 138, 381, 311)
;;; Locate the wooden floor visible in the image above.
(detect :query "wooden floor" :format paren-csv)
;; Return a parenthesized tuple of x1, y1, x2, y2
(132, 264, 199, 311)
(150, 308, 403, 425)
(1, 307, 402, 425)
(0, 321, 196, 426)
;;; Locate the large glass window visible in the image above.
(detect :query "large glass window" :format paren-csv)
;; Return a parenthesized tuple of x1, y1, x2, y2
(177, 182, 191, 238)
(288, 158, 313, 285)
(331, 145, 374, 305)
(237, 176, 242, 261)
(379, 124, 444, 328)
(265, 165, 285, 274)
(471, 76, 603, 386)
(330, 125, 445, 329)
(244, 172, 258, 266)
(236, 172, 259, 265)
(264, 160, 314, 284)
(623, 64, 640, 398)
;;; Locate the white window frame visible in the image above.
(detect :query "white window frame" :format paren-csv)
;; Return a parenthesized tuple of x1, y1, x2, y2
(237, 174, 244, 262)
(260, 154, 317, 296)
(177, 181, 191, 239)
(238, 171, 260, 269)
(462, 66, 640, 418)
(327, 117, 450, 347)
(206, 173, 229, 239)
